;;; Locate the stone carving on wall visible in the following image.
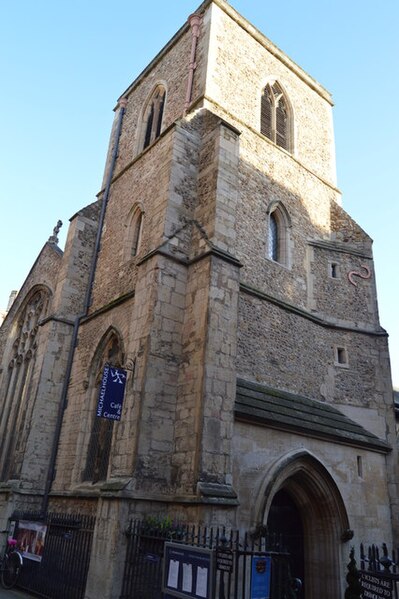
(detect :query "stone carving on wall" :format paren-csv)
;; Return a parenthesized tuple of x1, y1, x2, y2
(348, 264, 371, 287)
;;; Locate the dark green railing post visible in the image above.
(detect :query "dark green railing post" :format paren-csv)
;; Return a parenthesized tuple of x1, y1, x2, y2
(345, 547, 362, 599)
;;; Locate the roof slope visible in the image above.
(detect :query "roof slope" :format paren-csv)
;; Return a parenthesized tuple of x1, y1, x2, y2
(235, 378, 390, 453)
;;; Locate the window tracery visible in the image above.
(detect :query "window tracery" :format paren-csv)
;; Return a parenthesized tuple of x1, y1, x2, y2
(261, 82, 292, 152)
(141, 85, 166, 151)
(0, 288, 49, 480)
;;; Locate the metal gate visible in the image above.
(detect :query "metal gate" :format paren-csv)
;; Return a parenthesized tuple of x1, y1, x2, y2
(120, 519, 296, 599)
(11, 511, 95, 599)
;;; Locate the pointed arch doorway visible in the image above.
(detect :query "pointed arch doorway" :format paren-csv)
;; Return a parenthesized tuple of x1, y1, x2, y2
(267, 489, 305, 598)
(259, 451, 351, 599)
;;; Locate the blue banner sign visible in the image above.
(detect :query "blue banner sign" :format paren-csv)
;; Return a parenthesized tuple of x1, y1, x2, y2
(250, 556, 271, 599)
(96, 363, 127, 421)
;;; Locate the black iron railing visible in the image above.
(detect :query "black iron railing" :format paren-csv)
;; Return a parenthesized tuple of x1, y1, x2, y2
(120, 519, 294, 599)
(10, 510, 95, 599)
(359, 543, 399, 599)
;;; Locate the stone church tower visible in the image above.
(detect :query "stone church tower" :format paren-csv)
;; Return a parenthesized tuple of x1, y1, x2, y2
(0, 1, 397, 597)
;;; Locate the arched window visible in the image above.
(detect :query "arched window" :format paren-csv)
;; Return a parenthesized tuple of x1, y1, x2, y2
(141, 85, 166, 151)
(130, 208, 143, 257)
(267, 203, 291, 267)
(124, 205, 144, 260)
(83, 332, 124, 483)
(0, 288, 49, 481)
(261, 82, 292, 152)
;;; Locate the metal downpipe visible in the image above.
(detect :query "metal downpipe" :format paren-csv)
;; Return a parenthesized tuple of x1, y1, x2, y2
(41, 98, 128, 514)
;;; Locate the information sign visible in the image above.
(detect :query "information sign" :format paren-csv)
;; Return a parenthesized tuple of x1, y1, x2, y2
(163, 542, 215, 599)
(360, 572, 394, 599)
(216, 548, 233, 573)
(250, 556, 271, 599)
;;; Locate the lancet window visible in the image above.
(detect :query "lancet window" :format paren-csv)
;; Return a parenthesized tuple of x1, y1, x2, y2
(83, 332, 124, 483)
(261, 82, 292, 152)
(141, 85, 166, 151)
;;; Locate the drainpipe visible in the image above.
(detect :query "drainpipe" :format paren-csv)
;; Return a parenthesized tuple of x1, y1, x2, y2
(41, 97, 128, 515)
(184, 14, 202, 115)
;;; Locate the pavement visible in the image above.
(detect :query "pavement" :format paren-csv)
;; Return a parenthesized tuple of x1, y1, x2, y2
(0, 588, 36, 599)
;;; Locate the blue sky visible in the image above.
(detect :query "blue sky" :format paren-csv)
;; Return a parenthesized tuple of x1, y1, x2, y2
(1, 0, 398, 387)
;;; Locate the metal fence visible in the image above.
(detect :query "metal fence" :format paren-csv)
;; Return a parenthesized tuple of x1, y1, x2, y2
(10, 510, 95, 599)
(120, 519, 296, 599)
(359, 543, 399, 599)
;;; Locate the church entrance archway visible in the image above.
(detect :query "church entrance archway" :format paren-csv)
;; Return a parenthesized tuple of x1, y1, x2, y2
(259, 451, 351, 599)
(267, 489, 305, 598)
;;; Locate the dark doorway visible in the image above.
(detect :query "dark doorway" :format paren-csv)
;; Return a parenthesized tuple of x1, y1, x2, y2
(267, 489, 305, 598)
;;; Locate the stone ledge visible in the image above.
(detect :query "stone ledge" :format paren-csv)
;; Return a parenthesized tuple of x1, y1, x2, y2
(197, 482, 239, 506)
(308, 238, 372, 259)
(0, 481, 44, 496)
(48, 486, 239, 506)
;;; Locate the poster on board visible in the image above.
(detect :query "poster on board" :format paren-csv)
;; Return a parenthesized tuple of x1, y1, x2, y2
(163, 542, 215, 599)
(14, 520, 47, 562)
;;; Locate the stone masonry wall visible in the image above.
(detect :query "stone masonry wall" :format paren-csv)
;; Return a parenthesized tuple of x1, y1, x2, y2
(198, 255, 239, 485)
(53, 296, 135, 489)
(205, 3, 337, 186)
(54, 98, 243, 499)
(194, 36, 344, 315)
(108, 14, 208, 180)
(172, 257, 210, 493)
(55, 251, 187, 493)
(0, 247, 61, 492)
(91, 3, 213, 312)
(18, 202, 101, 490)
(1, 6, 397, 599)
(0, 243, 62, 359)
(52, 201, 101, 319)
(132, 254, 187, 493)
(309, 244, 379, 327)
(206, 119, 240, 254)
(188, 104, 379, 332)
(163, 119, 202, 238)
(90, 130, 175, 312)
(17, 318, 74, 491)
(0, 195, 100, 496)
(237, 290, 391, 417)
(234, 133, 338, 311)
(232, 422, 393, 553)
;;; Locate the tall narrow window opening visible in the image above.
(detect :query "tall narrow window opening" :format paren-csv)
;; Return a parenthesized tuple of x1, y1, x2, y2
(83, 333, 123, 483)
(357, 456, 363, 478)
(335, 347, 348, 366)
(131, 210, 143, 257)
(125, 205, 144, 260)
(269, 213, 279, 262)
(330, 263, 339, 279)
(267, 203, 291, 267)
(141, 85, 166, 151)
(261, 82, 292, 152)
